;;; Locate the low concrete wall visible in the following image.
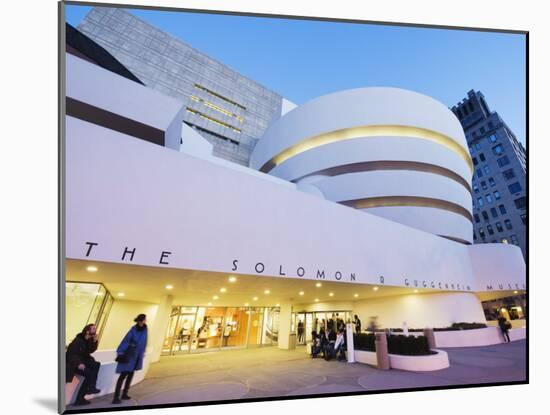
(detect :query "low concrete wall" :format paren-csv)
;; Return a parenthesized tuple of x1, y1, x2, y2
(434, 326, 526, 348)
(354, 350, 377, 366)
(65, 348, 152, 405)
(389, 349, 449, 372)
(354, 349, 449, 371)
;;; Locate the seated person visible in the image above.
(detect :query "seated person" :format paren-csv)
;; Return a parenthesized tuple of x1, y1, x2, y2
(324, 328, 337, 361)
(311, 331, 322, 358)
(66, 324, 101, 406)
(334, 329, 347, 361)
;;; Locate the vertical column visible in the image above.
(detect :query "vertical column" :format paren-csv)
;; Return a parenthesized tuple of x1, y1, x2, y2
(375, 332, 390, 370)
(149, 294, 174, 363)
(278, 302, 294, 350)
(346, 323, 355, 363)
(423, 328, 436, 349)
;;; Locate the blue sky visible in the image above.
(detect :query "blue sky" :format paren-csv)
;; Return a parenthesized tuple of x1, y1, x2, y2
(66, 5, 527, 145)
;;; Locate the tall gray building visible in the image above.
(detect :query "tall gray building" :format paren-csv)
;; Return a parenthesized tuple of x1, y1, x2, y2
(451, 90, 527, 258)
(77, 7, 286, 166)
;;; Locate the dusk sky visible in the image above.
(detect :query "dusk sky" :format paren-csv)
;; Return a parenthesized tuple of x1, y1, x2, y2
(66, 5, 527, 146)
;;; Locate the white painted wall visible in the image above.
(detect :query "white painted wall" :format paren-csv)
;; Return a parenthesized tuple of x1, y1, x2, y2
(250, 87, 473, 242)
(318, 170, 472, 211)
(363, 206, 473, 243)
(270, 137, 471, 185)
(65, 116, 524, 294)
(66, 54, 185, 150)
(469, 244, 526, 291)
(281, 98, 298, 116)
(250, 87, 468, 170)
(99, 300, 158, 350)
(293, 301, 354, 313)
(351, 292, 487, 329)
(180, 122, 213, 158)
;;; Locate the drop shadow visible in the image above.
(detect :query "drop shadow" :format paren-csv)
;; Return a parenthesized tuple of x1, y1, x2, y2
(34, 398, 58, 413)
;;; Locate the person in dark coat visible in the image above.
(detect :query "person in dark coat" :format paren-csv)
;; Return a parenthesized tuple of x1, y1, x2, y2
(297, 320, 305, 343)
(353, 315, 362, 333)
(112, 314, 148, 404)
(66, 324, 101, 406)
(497, 315, 511, 343)
(318, 328, 328, 358)
(324, 328, 337, 361)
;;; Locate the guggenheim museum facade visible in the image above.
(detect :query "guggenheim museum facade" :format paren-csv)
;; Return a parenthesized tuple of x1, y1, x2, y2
(62, 6, 526, 396)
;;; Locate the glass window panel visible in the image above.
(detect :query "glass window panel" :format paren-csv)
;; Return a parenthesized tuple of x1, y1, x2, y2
(191, 307, 224, 351)
(65, 282, 112, 346)
(222, 307, 250, 348)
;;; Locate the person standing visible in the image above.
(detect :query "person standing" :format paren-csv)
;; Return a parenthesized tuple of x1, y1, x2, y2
(297, 320, 304, 344)
(66, 324, 102, 406)
(353, 315, 362, 333)
(112, 314, 148, 404)
(497, 315, 511, 343)
(318, 328, 328, 358)
(334, 329, 347, 361)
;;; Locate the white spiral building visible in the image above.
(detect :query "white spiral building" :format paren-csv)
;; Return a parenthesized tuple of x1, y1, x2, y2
(250, 87, 474, 244)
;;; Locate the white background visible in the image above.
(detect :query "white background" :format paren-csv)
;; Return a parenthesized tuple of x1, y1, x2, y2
(0, 0, 545, 414)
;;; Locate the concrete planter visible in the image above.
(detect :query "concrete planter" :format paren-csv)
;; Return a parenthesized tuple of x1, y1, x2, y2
(389, 349, 449, 371)
(354, 348, 449, 371)
(65, 348, 152, 405)
(434, 326, 526, 348)
(354, 349, 377, 366)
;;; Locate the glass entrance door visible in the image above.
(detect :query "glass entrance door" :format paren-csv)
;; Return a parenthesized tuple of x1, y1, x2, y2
(162, 307, 197, 355)
(162, 305, 281, 355)
(172, 307, 197, 353)
(247, 308, 264, 346)
(190, 307, 224, 352)
(222, 307, 249, 348)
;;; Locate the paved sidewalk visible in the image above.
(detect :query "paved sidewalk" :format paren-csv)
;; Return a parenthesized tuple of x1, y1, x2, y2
(71, 339, 526, 410)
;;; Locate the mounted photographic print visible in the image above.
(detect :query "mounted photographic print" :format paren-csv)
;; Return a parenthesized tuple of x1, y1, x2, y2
(59, 1, 528, 413)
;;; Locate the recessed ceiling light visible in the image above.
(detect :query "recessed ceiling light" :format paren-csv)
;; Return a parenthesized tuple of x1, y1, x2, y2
(275, 303, 280, 307)
(264, 289, 270, 294)
(220, 287, 227, 293)
(228, 276, 237, 283)
(207, 302, 212, 306)
(513, 290, 518, 294)
(253, 296, 258, 301)
(413, 289, 419, 293)
(244, 303, 249, 306)
(315, 283, 322, 288)
(329, 292, 334, 297)
(314, 298, 319, 302)
(299, 291, 305, 296)
(165, 284, 173, 290)
(373, 286, 379, 291)
(86, 266, 98, 272)
(354, 293, 359, 298)
(213, 295, 219, 300)
(117, 292, 125, 297)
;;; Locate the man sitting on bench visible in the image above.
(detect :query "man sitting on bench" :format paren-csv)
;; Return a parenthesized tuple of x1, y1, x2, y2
(66, 324, 101, 406)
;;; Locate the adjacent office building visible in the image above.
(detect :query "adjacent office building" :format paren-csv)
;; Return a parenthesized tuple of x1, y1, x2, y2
(451, 90, 527, 258)
(77, 7, 293, 166)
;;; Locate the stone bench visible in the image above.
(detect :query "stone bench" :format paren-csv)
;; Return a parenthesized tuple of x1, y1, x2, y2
(65, 349, 152, 406)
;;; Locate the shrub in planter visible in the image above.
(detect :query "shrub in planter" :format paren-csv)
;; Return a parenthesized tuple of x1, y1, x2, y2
(353, 333, 375, 351)
(387, 334, 433, 356)
(392, 322, 488, 332)
(451, 322, 487, 330)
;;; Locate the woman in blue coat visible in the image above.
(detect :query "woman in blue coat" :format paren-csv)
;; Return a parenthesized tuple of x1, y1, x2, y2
(112, 314, 148, 404)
